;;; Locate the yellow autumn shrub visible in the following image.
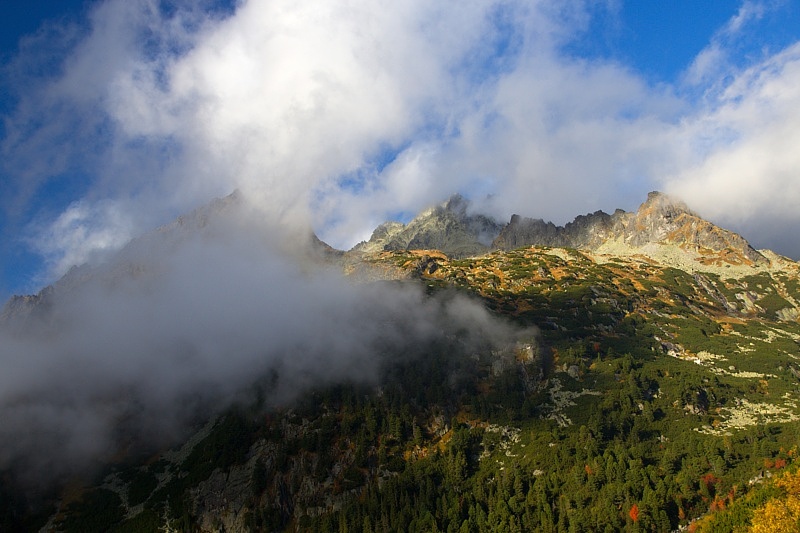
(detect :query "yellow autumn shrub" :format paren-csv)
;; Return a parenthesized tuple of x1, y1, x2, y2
(750, 469, 800, 533)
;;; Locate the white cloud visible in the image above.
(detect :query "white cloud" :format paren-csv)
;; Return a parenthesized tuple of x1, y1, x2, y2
(725, 1, 766, 35)
(27, 200, 134, 279)
(3, 0, 800, 284)
(683, 1, 767, 88)
(665, 42, 800, 255)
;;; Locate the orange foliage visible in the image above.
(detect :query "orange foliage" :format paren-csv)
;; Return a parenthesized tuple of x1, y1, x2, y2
(700, 473, 720, 490)
(629, 503, 639, 522)
(709, 496, 726, 512)
(585, 464, 594, 476)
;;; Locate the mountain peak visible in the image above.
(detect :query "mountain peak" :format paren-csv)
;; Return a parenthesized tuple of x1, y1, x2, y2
(644, 190, 680, 203)
(350, 195, 503, 257)
(613, 191, 768, 268)
(355, 191, 775, 273)
(442, 193, 469, 216)
(481, 192, 771, 273)
(637, 190, 694, 219)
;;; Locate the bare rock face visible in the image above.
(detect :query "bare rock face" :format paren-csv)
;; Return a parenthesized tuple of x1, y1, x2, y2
(618, 192, 766, 264)
(493, 191, 768, 267)
(351, 194, 504, 258)
(0, 288, 53, 327)
(492, 210, 615, 250)
(351, 190, 779, 276)
(354, 222, 405, 254)
(192, 464, 254, 533)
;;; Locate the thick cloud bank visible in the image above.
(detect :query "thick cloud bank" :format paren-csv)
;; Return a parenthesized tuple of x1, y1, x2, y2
(3, 0, 800, 298)
(0, 204, 521, 486)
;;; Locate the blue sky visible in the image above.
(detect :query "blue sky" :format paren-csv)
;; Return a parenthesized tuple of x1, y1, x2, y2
(2, 0, 800, 301)
(0, 1, 85, 54)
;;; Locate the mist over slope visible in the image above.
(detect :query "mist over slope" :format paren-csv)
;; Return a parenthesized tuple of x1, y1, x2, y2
(1, 188, 796, 490)
(0, 194, 521, 487)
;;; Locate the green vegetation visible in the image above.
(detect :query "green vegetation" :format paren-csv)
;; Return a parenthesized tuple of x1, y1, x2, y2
(20, 247, 800, 532)
(755, 292, 792, 318)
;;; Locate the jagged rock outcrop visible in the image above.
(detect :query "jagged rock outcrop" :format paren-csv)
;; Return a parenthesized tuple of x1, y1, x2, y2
(492, 210, 616, 250)
(0, 287, 54, 327)
(493, 191, 769, 268)
(615, 192, 766, 264)
(351, 194, 503, 258)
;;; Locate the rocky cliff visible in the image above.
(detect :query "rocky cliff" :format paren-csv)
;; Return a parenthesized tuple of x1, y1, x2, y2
(493, 191, 773, 273)
(351, 194, 504, 258)
(354, 191, 779, 276)
(491, 209, 616, 250)
(495, 192, 766, 260)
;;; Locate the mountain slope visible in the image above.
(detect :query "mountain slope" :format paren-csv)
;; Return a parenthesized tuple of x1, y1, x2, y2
(2, 190, 789, 325)
(0, 192, 246, 326)
(31, 243, 800, 533)
(2, 192, 800, 532)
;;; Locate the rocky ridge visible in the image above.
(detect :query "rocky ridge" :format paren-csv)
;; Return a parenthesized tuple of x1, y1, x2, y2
(3, 191, 795, 328)
(351, 194, 504, 258)
(356, 191, 790, 278)
(494, 192, 771, 273)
